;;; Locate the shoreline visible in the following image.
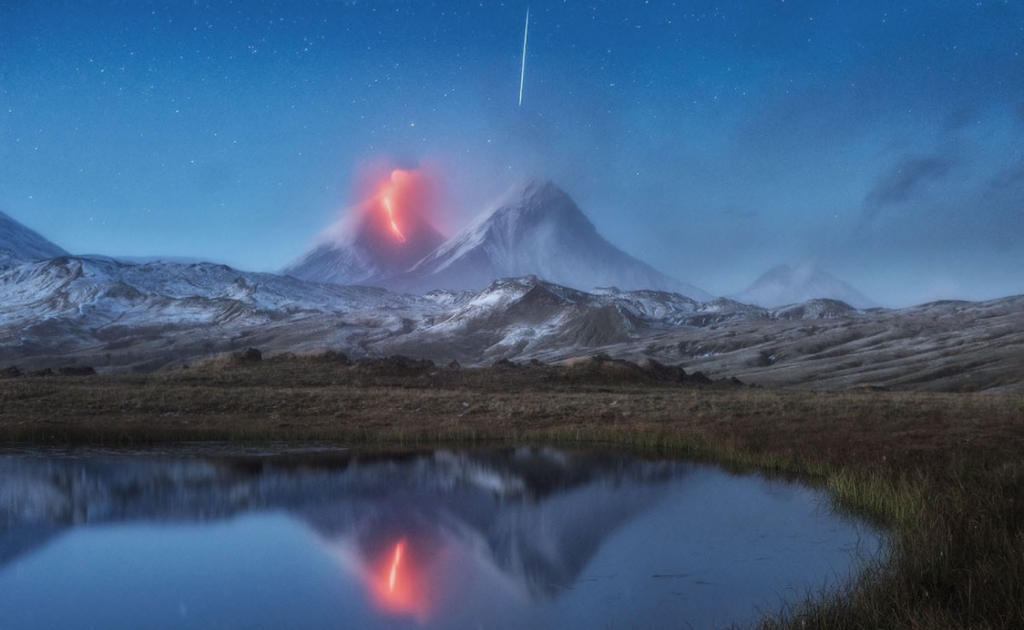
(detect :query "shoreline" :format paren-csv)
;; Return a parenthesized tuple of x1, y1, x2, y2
(1, 359, 1023, 629)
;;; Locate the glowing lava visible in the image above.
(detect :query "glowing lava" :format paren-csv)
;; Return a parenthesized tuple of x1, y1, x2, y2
(375, 168, 420, 245)
(348, 164, 445, 258)
(381, 194, 407, 244)
(367, 538, 429, 621)
(388, 541, 404, 592)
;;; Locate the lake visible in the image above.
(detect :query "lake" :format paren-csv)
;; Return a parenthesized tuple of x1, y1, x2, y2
(0, 446, 884, 629)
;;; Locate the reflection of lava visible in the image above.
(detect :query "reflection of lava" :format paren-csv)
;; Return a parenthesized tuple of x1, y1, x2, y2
(371, 538, 429, 622)
(388, 541, 404, 592)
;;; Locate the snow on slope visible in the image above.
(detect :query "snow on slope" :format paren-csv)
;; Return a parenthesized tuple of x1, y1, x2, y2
(282, 239, 382, 287)
(0, 256, 432, 332)
(731, 264, 874, 309)
(382, 276, 702, 362)
(1, 257, 871, 370)
(385, 180, 712, 301)
(0, 210, 69, 265)
(771, 298, 860, 320)
(5, 256, 1019, 392)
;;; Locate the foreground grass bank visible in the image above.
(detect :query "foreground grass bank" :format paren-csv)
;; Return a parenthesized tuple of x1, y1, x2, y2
(1, 358, 1023, 629)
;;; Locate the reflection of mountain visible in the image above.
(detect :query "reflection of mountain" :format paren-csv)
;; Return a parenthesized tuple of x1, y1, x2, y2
(0, 448, 684, 601)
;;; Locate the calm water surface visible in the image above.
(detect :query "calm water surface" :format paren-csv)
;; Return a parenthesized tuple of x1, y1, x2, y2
(0, 446, 883, 630)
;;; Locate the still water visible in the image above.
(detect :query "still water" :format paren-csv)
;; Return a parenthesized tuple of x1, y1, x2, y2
(0, 447, 883, 630)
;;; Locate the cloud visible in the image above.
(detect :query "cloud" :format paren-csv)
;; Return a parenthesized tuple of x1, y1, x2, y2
(863, 155, 954, 220)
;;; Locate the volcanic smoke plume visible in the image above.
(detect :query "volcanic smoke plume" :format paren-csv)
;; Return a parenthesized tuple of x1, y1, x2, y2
(284, 168, 446, 286)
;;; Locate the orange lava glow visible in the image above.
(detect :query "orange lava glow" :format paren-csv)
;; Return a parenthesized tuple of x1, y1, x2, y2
(373, 168, 421, 245)
(382, 194, 407, 243)
(357, 165, 443, 246)
(388, 541, 404, 592)
(370, 539, 430, 622)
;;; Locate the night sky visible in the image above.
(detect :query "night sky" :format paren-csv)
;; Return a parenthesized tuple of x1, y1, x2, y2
(2, 0, 1022, 305)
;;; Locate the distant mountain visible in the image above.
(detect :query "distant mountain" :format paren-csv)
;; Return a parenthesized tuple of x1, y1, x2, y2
(0, 210, 68, 264)
(731, 264, 873, 309)
(387, 180, 712, 301)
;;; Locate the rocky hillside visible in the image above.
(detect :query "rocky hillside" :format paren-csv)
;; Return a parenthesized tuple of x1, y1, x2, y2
(1, 256, 1021, 391)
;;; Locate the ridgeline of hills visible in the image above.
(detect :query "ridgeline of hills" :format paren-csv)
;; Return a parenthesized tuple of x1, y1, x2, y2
(1, 182, 1021, 391)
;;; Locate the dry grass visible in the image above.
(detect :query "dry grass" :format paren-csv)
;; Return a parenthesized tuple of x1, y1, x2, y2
(1, 357, 1023, 629)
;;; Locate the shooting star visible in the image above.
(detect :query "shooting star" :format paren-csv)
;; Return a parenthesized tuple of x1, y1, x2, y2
(518, 7, 529, 106)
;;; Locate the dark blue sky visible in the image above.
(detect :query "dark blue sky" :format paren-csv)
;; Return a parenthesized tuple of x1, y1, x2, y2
(2, 0, 1022, 305)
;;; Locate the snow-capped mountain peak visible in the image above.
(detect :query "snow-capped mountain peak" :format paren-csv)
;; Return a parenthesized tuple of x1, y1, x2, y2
(388, 180, 712, 300)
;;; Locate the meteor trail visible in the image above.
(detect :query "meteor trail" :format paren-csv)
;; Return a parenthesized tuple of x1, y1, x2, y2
(518, 7, 529, 106)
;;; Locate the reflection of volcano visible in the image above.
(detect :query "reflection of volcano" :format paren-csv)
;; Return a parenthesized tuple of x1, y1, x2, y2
(0, 448, 683, 617)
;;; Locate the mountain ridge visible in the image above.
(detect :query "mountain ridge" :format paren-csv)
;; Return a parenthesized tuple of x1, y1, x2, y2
(2, 253, 1021, 392)
(0, 197, 1021, 391)
(0, 210, 69, 265)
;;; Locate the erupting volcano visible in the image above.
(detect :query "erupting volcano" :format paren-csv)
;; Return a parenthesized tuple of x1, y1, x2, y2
(283, 168, 446, 286)
(286, 172, 708, 299)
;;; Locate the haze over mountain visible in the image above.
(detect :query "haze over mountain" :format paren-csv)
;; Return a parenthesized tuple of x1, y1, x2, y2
(731, 264, 874, 309)
(0, 210, 68, 265)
